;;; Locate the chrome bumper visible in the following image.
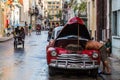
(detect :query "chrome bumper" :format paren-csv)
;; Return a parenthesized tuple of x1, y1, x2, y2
(49, 60, 99, 69)
(49, 54, 99, 70)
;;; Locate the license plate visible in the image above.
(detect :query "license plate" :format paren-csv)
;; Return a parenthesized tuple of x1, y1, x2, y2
(70, 64, 80, 68)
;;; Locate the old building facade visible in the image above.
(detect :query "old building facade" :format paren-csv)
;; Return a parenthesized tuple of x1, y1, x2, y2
(111, 0, 120, 58)
(87, 0, 97, 39)
(0, 0, 23, 37)
(43, 0, 62, 28)
(87, 0, 111, 41)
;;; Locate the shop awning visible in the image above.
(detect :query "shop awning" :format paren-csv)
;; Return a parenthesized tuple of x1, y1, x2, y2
(6, 0, 13, 5)
(19, 0, 23, 5)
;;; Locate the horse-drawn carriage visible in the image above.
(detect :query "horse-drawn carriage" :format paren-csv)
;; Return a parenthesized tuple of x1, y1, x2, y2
(14, 35, 24, 48)
(13, 27, 25, 49)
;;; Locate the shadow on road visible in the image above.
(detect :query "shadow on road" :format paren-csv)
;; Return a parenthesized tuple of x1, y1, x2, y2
(14, 48, 25, 53)
(13, 48, 26, 66)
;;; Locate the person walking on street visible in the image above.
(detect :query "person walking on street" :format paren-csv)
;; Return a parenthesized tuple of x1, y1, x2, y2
(47, 28, 53, 41)
(28, 24, 32, 36)
(24, 21, 28, 35)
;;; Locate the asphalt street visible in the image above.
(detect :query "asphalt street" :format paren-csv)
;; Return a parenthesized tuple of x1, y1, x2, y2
(0, 31, 117, 80)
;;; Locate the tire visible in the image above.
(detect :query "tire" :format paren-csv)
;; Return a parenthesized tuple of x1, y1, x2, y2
(14, 41, 17, 49)
(7, 33, 10, 37)
(90, 68, 98, 78)
(22, 41, 24, 48)
(49, 67, 56, 76)
(39, 30, 41, 35)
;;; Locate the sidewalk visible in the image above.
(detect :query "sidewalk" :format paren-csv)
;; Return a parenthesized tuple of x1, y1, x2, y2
(100, 55, 120, 80)
(0, 35, 13, 42)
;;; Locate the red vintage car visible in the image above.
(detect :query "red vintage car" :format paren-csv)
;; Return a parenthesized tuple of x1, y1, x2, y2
(46, 17, 100, 77)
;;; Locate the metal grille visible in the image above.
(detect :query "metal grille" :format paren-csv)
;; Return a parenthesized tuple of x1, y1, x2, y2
(50, 54, 99, 69)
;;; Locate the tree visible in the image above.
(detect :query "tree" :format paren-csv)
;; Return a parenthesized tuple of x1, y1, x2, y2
(55, 10, 62, 23)
(79, 1, 87, 12)
(48, 13, 53, 20)
(55, 10, 62, 18)
(69, 0, 87, 16)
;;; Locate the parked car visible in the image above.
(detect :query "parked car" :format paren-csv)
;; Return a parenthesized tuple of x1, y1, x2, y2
(47, 26, 63, 42)
(46, 17, 100, 78)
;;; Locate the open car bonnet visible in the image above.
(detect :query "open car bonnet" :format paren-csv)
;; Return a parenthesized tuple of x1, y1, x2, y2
(57, 17, 91, 40)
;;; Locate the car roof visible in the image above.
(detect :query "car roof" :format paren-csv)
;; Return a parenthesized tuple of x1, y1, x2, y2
(53, 26, 63, 31)
(52, 26, 64, 39)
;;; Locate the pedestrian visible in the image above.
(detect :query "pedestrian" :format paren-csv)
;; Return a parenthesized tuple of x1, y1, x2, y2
(99, 41, 111, 75)
(47, 28, 53, 41)
(85, 40, 111, 75)
(105, 39, 112, 57)
(28, 24, 32, 36)
(24, 21, 28, 35)
(55, 23, 59, 27)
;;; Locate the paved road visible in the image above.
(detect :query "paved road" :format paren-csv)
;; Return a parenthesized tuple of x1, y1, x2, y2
(0, 31, 103, 80)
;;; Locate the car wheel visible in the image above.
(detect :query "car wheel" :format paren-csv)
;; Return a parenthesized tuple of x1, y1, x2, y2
(49, 67, 56, 76)
(22, 41, 24, 48)
(22, 43, 24, 48)
(90, 68, 98, 78)
(14, 41, 17, 49)
(7, 33, 10, 37)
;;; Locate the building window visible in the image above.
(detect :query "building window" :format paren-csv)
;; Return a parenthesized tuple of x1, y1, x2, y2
(56, 6, 59, 8)
(52, 6, 55, 8)
(113, 11, 117, 35)
(57, 11, 59, 14)
(53, 16, 55, 20)
(48, 6, 51, 8)
(53, 2, 55, 4)
(92, 0, 95, 8)
(57, 2, 59, 4)
(52, 11, 54, 14)
(48, 2, 51, 4)
(118, 10, 120, 36)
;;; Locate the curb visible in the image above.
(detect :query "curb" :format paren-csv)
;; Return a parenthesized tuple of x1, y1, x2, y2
(0, 35, 13, 42)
